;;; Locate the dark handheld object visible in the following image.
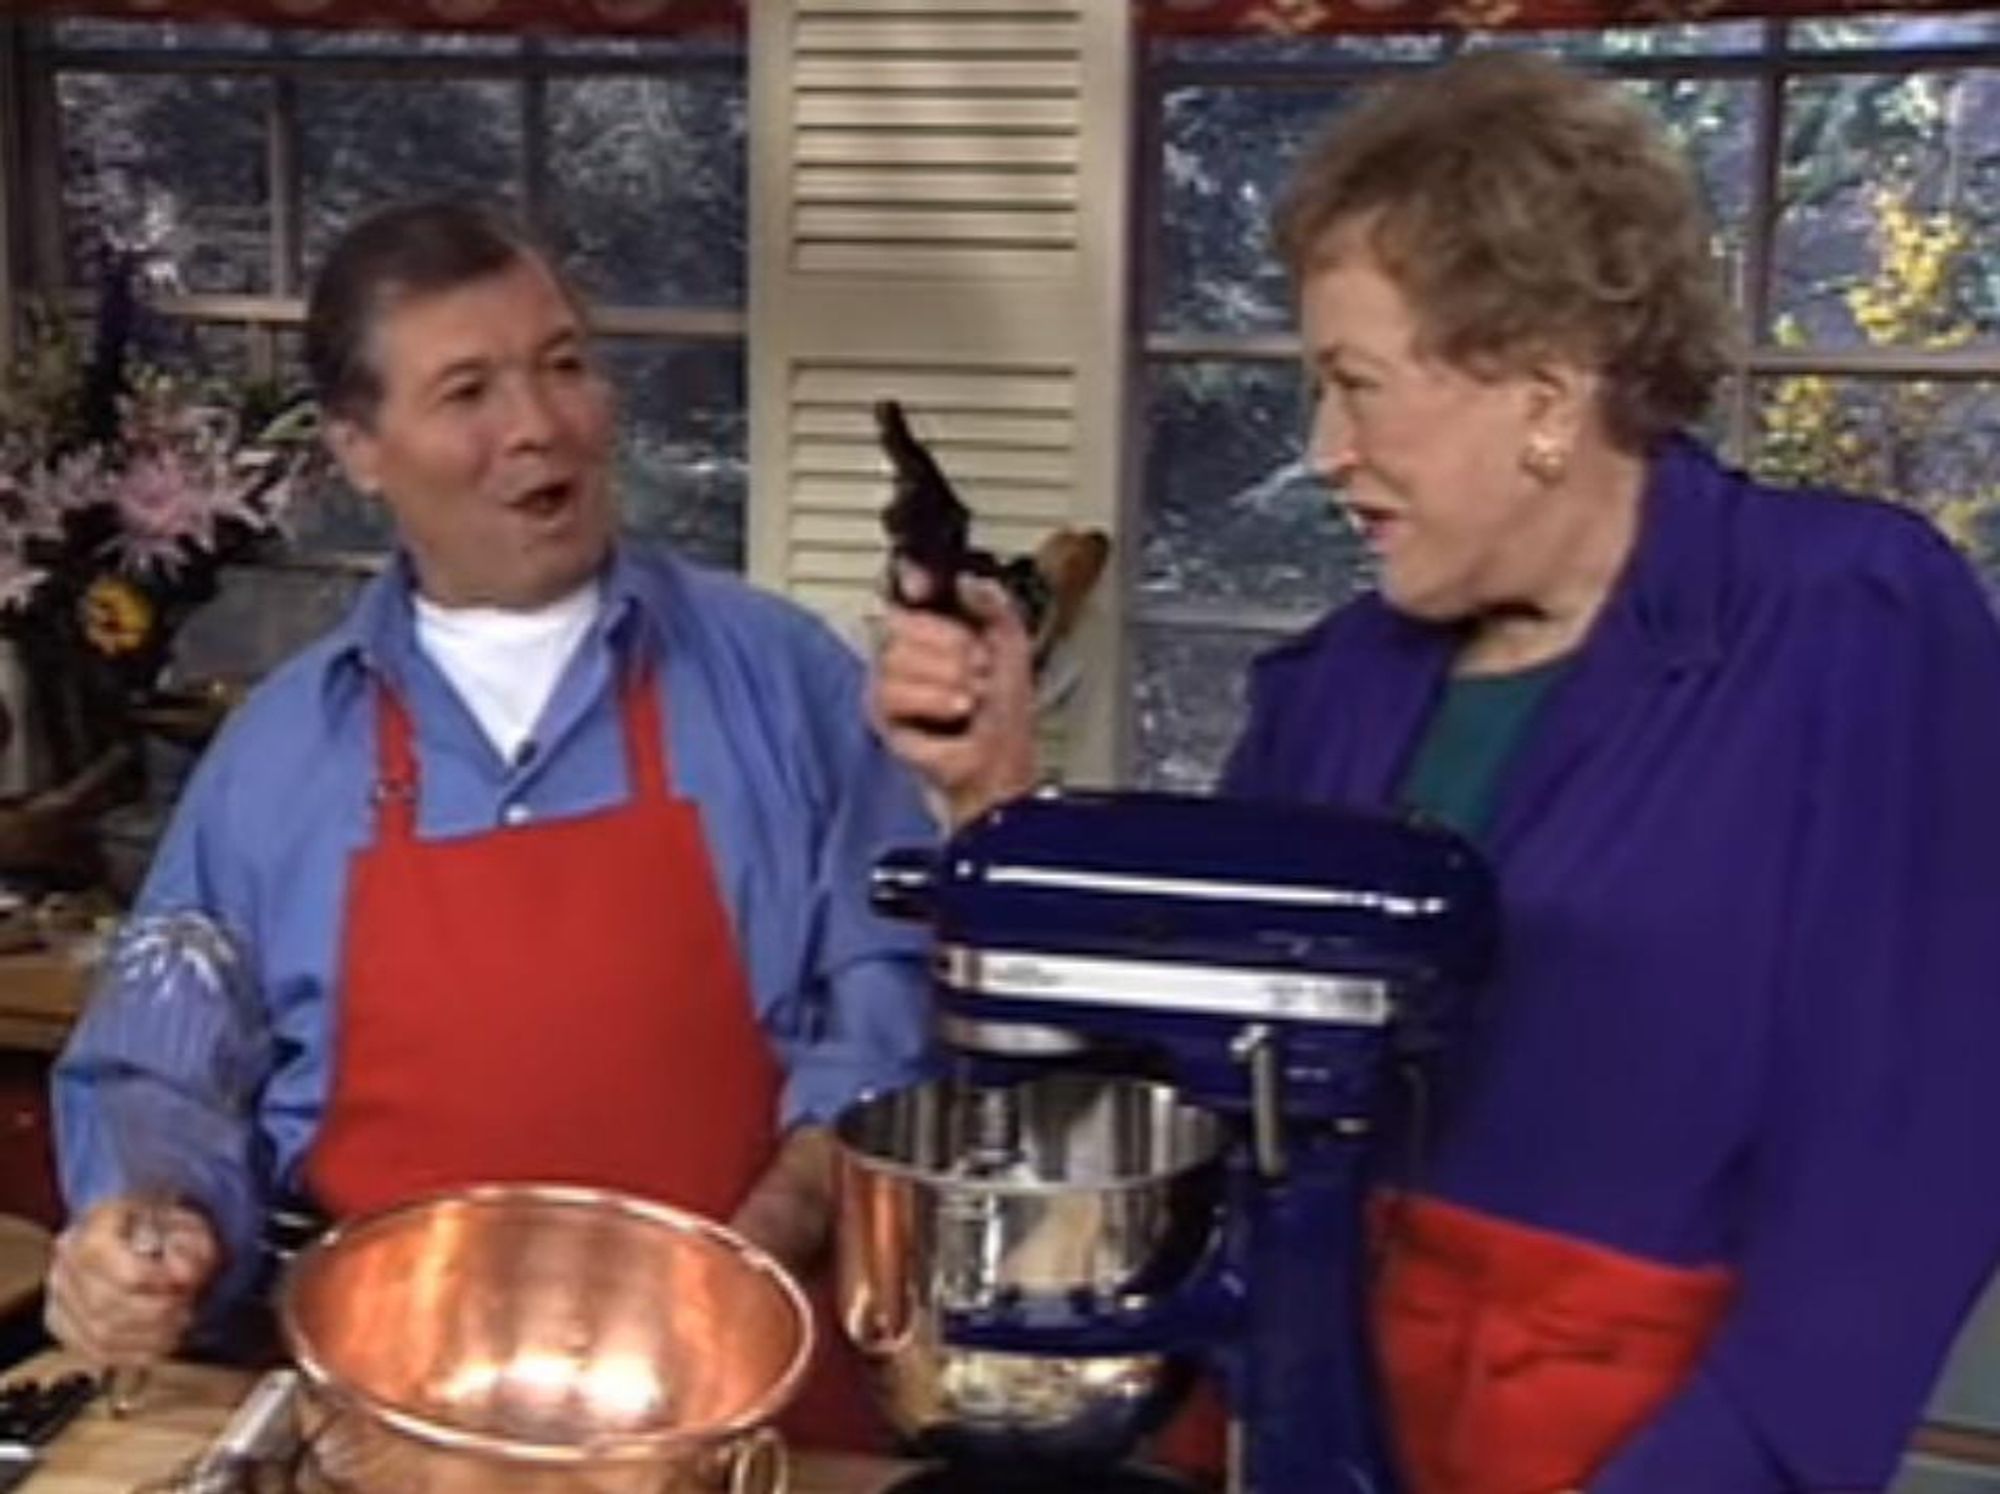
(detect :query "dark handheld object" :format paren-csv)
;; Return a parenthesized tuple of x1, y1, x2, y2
(876, 400, 1050, 635)
(877, 399, 1051, 738)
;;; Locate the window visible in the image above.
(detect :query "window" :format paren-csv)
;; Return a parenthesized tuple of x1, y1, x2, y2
(33, 18, 747, 678)
(1132, 16, 2000, 790)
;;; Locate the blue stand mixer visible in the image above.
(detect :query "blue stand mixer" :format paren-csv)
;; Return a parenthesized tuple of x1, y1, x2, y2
(834, 789, 1497, 1494)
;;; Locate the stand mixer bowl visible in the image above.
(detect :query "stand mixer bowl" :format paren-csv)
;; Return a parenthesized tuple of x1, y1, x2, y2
(833, 1074, 1225, 1474)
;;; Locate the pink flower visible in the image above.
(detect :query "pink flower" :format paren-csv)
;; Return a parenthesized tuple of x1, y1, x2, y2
(0, 546, 48, 614)
(105, 448, 218, 576)
(26, 450, 112, 534)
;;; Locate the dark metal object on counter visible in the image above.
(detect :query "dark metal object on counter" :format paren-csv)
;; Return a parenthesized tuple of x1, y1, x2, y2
(836, 789, 1498, 1494)
(132, 1369, 303, 1494)
(0, 1372, 98, 1493)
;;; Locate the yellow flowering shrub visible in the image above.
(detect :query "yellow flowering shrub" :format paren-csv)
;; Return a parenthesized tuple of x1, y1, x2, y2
(1757, 186, 2000, 575)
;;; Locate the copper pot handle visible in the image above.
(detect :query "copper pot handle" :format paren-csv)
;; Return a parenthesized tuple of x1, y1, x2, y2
(726, 1427, 788, 1494)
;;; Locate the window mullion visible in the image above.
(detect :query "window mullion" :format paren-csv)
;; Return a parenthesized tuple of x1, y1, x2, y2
(1122, 65, 1171, 781)
(269, 70, 301, 297)
(1729, 20, 1787, 464)
(250, 68, 301, 382)
(17, 22, 64, 298)
(520, 34, 548, 231)
(0, 20, 28, 358)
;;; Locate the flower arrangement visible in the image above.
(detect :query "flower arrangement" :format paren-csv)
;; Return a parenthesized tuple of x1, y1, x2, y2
(0, 260, 320, 803)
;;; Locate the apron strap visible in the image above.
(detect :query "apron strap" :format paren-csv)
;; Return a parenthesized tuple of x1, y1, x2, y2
(620, 661, 674, 805)
(371, 663, 676, 843)
(371, 683, 421, 843)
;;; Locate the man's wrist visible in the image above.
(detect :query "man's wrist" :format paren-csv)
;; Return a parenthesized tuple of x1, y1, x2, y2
(731, 1127, 836, 1276)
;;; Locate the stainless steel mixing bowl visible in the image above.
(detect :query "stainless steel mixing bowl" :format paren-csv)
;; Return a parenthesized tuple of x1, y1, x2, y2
(833, 1074, 1226, 1469)
(278, 1183, 811, 1493)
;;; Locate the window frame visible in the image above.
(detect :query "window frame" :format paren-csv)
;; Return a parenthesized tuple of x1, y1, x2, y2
(1129, 24, 2000, 678)
(14, 19, 749, 576)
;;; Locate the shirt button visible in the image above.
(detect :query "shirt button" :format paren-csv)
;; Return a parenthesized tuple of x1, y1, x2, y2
(502, 802, 533, 827)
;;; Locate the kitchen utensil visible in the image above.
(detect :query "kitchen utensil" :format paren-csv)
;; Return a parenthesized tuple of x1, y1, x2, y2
(87, 911, 267, 1415)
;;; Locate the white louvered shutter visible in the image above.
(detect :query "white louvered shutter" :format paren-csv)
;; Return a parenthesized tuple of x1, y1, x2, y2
(747, 0, 1134, 783)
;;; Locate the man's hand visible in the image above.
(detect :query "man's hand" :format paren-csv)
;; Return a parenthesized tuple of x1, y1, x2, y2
(870, 568, 1038, 828)
(45, 1196, 219, 1369)
(731, 1126, 838, 1279)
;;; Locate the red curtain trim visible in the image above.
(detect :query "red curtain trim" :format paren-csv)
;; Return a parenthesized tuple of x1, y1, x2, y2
(1140, 0, 1998, 33)
(13, 0, 1989, 38)
(13, 0, 746, 38)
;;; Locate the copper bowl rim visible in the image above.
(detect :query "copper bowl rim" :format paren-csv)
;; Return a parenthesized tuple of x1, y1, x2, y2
(277, 1181, 815, 1465)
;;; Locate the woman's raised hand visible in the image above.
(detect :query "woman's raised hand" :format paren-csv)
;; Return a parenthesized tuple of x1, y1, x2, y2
(870, 566, 1039, 827)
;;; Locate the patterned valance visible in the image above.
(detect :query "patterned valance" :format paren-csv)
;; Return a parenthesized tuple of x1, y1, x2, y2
(11, 0, 1981, 37)
(11, 0, 745, 36)
(1142, 0, 1993, 33)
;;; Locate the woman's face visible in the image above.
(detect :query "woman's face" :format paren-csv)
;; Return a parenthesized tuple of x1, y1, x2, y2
(328, 254, 617, 610)
(1299, 237, 1558, 624)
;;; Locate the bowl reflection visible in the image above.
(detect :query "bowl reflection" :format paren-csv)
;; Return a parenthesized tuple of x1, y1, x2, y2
(834, 1074, 1224, 1469)
(279, 1183, 810, 1493)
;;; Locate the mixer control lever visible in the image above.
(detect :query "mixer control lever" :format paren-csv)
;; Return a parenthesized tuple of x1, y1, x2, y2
(869, 847, 937, 921)
(1232, 1024, 1287, 1180)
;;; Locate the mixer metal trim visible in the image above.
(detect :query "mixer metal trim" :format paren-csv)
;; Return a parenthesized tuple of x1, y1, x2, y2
(937, 945, 1392, 1025)
(979, 865, 1446, 918)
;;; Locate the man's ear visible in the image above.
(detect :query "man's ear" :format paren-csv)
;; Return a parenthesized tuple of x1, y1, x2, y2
(323, 412, 381, 497)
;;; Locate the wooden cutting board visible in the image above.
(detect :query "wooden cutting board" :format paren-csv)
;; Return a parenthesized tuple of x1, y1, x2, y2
(3, 1351, 912, 1493)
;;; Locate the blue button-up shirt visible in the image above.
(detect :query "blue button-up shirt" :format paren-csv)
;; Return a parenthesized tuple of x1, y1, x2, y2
(54, 544, 938, 1301)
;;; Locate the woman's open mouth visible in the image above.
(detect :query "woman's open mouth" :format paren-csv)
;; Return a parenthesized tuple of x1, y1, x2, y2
(1344, 503, 1402, 551)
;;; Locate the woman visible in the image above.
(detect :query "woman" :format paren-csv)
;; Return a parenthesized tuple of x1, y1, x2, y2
(873, 52, 2000, 1494)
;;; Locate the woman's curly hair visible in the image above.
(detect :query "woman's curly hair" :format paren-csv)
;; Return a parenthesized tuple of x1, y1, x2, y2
(1274, 51, 1736, 451)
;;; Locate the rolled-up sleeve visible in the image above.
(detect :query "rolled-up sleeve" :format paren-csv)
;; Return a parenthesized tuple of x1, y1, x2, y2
(1593, 529, 2000, 1491)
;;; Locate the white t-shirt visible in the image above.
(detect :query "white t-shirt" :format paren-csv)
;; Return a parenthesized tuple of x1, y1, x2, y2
(413, 580, 603, 763)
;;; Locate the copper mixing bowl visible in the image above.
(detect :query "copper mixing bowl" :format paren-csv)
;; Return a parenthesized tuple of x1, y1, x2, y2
(278, 1184, 812, 1494)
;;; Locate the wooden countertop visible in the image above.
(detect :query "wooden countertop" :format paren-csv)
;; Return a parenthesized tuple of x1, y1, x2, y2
(3, 1351, 914, 1493)
(0, 950, 90, 1054)
(0, 1214, 51, 1319)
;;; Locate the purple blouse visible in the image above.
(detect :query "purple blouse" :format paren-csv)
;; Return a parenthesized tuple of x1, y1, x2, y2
(1223, 436, 2000, 1490)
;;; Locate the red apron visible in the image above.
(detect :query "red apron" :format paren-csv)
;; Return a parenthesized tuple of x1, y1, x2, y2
(1372, 1193, 1733, 1494)
(306, 671, 878, 1450)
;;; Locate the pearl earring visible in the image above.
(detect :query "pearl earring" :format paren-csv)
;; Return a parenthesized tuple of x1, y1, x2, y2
(1523, 434, 1569, 484)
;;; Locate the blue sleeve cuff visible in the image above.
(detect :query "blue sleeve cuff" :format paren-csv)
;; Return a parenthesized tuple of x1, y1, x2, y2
(781, 1048, 937, 1130)
(773, 940, 937, 1128)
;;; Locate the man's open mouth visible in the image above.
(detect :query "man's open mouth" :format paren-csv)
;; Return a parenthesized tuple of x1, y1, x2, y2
(509, 479, 577, 519)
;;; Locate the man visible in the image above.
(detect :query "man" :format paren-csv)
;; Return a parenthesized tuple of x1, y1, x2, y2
(46, 201, 934, 1442)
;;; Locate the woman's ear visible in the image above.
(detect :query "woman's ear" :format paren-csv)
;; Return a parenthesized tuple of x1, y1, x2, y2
(1522, 351, 1599, 451)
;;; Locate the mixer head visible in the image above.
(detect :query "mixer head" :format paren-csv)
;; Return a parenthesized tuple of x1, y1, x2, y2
(872, 789, 1497, 1074)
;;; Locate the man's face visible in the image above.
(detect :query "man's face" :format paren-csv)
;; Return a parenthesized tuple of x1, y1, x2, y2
(328, 255, 617, 610)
